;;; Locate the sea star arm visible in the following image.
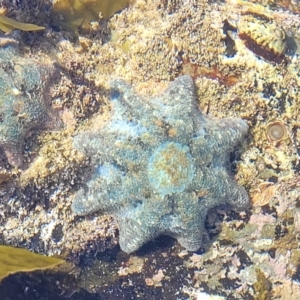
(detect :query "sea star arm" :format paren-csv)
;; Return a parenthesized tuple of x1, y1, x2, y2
(117, 195, 171, 253)
(110, 79, 154, 118)
(193, 168, 249, 210)
(150, 76, 196, 144)
(192, 118, 248, 155)
(161, 191, 206, 251)
(119, 192, 207, 253)
(71, 163, 125, 215)
(72, 164, 150, 215)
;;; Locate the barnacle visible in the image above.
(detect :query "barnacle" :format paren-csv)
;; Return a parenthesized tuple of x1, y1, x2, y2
(266, 120, 288, 144)
(0, 15, 44, 33)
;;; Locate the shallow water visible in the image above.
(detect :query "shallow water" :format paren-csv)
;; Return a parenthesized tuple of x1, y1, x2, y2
(1, 0, 300, 299)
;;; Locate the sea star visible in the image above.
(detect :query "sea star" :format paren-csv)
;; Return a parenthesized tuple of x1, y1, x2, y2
(0, 37, 62, 167)
(72, 75, 249, 253)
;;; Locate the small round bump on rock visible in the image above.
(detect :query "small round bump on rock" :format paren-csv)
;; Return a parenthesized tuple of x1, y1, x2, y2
(266, 120, 288, 144)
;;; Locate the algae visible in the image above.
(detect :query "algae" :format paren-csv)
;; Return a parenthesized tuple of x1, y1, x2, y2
(52, 0, 130, 32)
(0, 15, 45, 33)
(253, 269, 271, 300)
(0, 245, 64, 281)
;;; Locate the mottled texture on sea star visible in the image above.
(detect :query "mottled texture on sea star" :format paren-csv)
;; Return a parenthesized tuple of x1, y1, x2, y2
(0, 37, 62, 167)
(72, 75, 249, 253)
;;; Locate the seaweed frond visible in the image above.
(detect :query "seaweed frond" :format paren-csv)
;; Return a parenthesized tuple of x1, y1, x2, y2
(0, 15, 45, 33)
(0, 245, 64, 281)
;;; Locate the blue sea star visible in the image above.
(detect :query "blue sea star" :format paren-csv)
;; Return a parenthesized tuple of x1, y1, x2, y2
(0, 37, 62, 167)
(72, 75, 249, 253)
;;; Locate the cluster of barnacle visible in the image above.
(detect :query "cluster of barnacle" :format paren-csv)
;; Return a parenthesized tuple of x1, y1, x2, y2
(159, 0, 181, 14)
(130, 37, 180, 81)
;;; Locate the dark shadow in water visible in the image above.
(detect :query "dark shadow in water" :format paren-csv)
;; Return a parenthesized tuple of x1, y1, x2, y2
(0, 270, 78, 300)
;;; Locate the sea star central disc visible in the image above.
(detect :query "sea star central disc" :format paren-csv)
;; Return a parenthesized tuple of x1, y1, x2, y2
(147, 142, 195, 195)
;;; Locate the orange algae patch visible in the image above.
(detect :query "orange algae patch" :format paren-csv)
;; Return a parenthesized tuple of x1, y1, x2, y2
(0, 245, 64, 281)
(182, 61, 239, 86)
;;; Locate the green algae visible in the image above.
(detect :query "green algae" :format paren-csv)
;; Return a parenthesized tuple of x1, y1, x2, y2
(253, 269, 271, 300)
(0, 15, 44, 33)
(0, 245, 64, 281)
(51, 0, 130, 33)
